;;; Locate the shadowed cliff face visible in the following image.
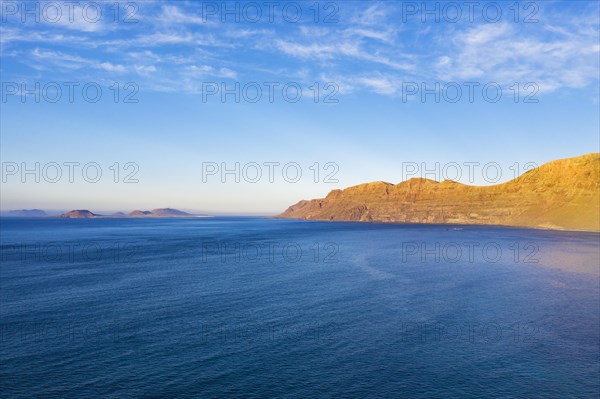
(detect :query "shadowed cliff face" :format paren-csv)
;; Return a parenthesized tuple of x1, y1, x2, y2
(277, 153, 600, 231)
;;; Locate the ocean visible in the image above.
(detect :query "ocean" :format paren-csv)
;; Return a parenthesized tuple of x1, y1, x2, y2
(1, 217, 599, 398)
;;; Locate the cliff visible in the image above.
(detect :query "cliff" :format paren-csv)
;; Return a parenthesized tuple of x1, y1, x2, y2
(277, 153, 600, 231)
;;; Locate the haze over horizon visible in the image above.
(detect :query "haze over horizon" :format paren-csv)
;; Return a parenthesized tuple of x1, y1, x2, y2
(1, 1, 599, 213)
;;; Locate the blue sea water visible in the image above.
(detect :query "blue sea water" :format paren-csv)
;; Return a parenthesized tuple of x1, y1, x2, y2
(0, 217, 599, 398)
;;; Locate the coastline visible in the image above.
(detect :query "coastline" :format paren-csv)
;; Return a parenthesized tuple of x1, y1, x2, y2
(271, 216, 600, 233)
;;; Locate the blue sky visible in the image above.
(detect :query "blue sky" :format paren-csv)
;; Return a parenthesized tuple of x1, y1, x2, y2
(1, 0, 599, 214)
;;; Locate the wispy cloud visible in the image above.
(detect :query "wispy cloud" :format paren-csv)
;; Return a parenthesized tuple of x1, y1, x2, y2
(357, 75, 399, 95)
(157, 5, 209, 26)
(0, 27, 86, 46)
(2, 1, 598, 98)
(42, 3, 105, 32)
(274, 37, 414, 72)
(352, 3, 393, 26)
(183, 65, 237, 79)
(434, 21, 600, 92)
(99, 62, 126, 73)
(31, 48, 89, 69)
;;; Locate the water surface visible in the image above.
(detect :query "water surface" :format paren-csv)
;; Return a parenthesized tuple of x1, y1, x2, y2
(1, 218, 598, 398)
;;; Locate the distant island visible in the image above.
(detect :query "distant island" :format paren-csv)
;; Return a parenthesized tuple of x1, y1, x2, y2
(277, 153, 600, 231)
(56, 208, 201, 219)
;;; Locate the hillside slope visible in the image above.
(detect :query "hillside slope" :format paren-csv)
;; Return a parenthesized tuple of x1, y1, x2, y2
(277, 153, 600, 231)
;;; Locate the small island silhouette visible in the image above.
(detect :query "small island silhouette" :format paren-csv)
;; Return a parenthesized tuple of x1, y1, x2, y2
(56, 208, 199, 218)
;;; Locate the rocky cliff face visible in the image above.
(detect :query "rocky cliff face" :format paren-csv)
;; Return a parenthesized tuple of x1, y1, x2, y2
(277, 153, 600, 231)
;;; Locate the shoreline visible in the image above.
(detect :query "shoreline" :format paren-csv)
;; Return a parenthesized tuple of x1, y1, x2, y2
(271, 216, 600, 233)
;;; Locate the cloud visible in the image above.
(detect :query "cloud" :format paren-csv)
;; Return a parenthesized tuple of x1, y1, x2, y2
(0, 27, 86, 46)
(31, 48, 129, 75)
(158, 5, 207, 25)
(434, 21, 600, 92)
(345, 27, 396, 43)
(183, 65, 237, 79)
(4, 0, 598, 100)
(134, 64, 157, 75)
(274, 38, 414, 72)
(463, 22, 512, 45)
(31, 48, 88, 69)
(27, 2, 107, 33)
(274, 39, 341, 59)
(224, 28, 275, 39)
(99, 31, 233, 49)
(99, 62, 126, 73)
(353, 3, 392, 26)
(357, 75, 398, 95)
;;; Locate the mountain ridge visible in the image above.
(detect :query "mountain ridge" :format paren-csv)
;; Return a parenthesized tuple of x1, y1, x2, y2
(277, 153, 600, 231)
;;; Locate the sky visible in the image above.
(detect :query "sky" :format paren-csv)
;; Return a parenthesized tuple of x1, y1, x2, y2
(1, 0, 599, 214)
